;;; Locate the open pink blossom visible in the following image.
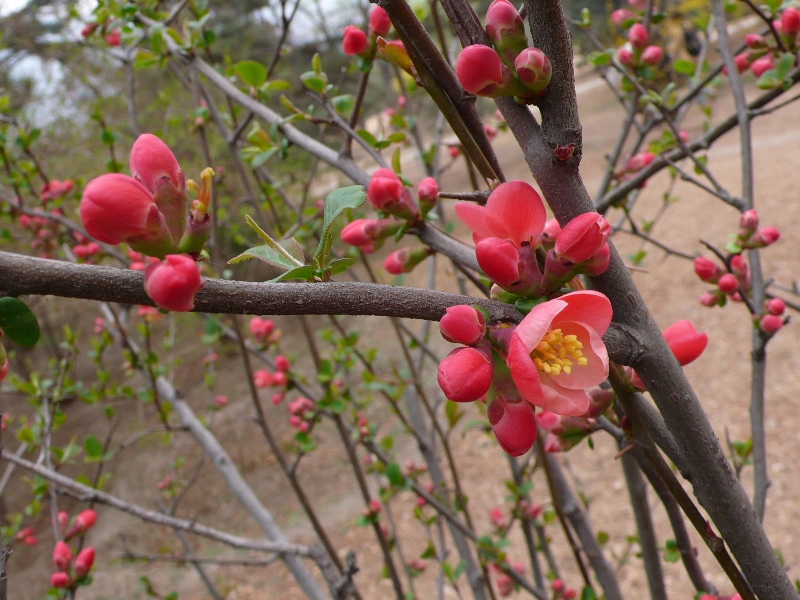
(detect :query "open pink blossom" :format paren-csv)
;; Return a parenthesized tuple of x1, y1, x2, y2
(507, 291, 612, 416)
(455, 180, 546, 247)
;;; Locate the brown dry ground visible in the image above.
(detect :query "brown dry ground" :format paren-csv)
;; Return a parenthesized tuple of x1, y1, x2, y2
(4, 66, 800, 600)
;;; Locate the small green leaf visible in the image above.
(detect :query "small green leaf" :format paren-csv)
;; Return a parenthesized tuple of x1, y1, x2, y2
(587, 50, 612, 66)
(228, 237, 305, 271)
(0, 297, 40, 347)
(300, 71, 327, 93)
(356, 129, 378, 147)
(133, 49, 159, 70)
(84, 435, 104, 459)
(314, 185, 367, 260)
(312, 53, 322, 75)
(235, 61, 267, 88)
(596, 530, 609, 545)
(776, 52, 795, 79)
(445, 400, 463, 428)
(673, 59, 695, 75)
(269, 265, 315, 282)
(386, 462, 405, 487)
(326, 257, 356, 276)
(331, 94, 355, 114)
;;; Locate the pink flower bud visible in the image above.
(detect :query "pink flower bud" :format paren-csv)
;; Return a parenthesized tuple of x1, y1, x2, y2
(416, 177, 439, 211)
(628, 0, 646, 9)
(214, 395, 229, 407)
(628, 23, 649, 49)
(67, 509, 96, 538)
(694, 257, 721, 282)
(730, 254, 748, 276)
(781, 7, 800, 36)
(249, 317, 275, 340)
(80, 174, 175, 256)
(485, 124, 499, 140)
(740, 209, 760, 232)
(640, 45, 663, 66)
(564, 589, 577, 599)
(456, 45, 523, 98)
(81, 23, 98, 38)
(485, 0, 528, 65)
(760, 314, 784, 333)
(623, 152, 655, 173)
(753, 226, 780, 246)
(584, 388, 615, 418)
(366, 168, 419, 220)
(488, 395, 537, 456)
(53, 541, 73, 572)
(271, 392, 284, 405)
(439, 305, 486, 346)
(144, 254, 203, 312)
(515, 47, 553, 93)
(617, 46, 635, 67)
(368, 6, 391, 36)
(384, 247, 431, 275)
(662, 320, 708, 366)
(273, 371, 289, 387)
(448, 145, 461, 159)
(51, 572, 70, 588)
(751, 56, 774, 77)
(717, 273, 739, 295)
(745, 33, 766, 48)
(105, 29, 120, 46)
(275, 355, 290, 371)
(74, 547, 95, 578)
(611, 9, 635, 27)
(377, 38, 414, 74)
(496, 574, 513, 596)
(476, 237, 523, 289)
(555, 212, 611, 264)
(342, 25, 369, 56)
(540, 218, 561, 246)
(732, 52, 752, 73)
(57, 512, 69, 535)
(766, 298, 786, 315)
(437, 344, 493, 402)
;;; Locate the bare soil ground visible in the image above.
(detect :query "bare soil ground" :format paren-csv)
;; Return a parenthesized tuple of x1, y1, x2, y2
(4, 65, 800, 600)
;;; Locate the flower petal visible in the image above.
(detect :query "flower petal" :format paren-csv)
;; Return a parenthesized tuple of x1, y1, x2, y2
(550, 290, 612, 336)
(548, 321, 608, 389)
(537, 377, 591, 416)
(454, 202, 493, 242)
(483, 181, 546, 247)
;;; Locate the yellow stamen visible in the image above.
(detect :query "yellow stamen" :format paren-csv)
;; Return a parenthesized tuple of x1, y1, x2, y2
(529, 328, 588, 377)
(188, 167, 216, 223)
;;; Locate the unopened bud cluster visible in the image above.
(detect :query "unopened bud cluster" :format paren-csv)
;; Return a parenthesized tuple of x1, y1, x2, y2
(610, 2, 665, 75)
(724, 8, 799, 80)
(49, 509, 98, 590)
(455, 0, 552, 102)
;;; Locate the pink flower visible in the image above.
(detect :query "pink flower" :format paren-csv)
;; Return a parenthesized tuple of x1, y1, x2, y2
(507, 291, 612, 416)
(342, 25, 368, 56)
(275, 355, 290, 371)
(74, 547, 95, 578)
(144, 254, 203, 312)
(366, 168, 419, 220)
(254, 370, 273, 388)
(437, 343, 493, 402)
(455, 180, 546, 247)
(485, 0, 527, 64)
(488, 394, 538, 455)
(369, 6, 391, 36)
(554, 212, 610, 264)
(53, 541, 73, 571)
(694, 257, 721, 282)
(628, 23, 649, 49)
(439, 305, 486, 346)
(781, 7, 800, 36)
(515, 48, 552, 93)
(249, 316, 274, 340)
(662, 320, 708, 366)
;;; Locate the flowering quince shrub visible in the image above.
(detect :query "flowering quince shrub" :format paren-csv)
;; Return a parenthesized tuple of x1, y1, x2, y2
(2, 0, 800, 599)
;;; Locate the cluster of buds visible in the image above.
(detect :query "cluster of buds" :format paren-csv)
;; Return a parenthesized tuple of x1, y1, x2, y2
(128, 250, 159, 272)
(40, 179, 74, 203)
(288, 396, 316, 431)
(696, 254, 749, 306)
(626, 320, 708, 391)
(455, 181, 610, 298)
(437, 288, 613, 456)
(362, 498, 382, 522)
(249, 316, 281, 346)
(488, 561, 525, 597)
(340, 218, 403, 254)
(516, 499, 542, 521)
(79, 134, 209, 311)
(59, 509, 97, 541)
(365, 168, 438, 222)
(254, 368, 289, 390)
(17, 211, 65, 259)
(726, 9, 800, 78)
(734, 209, 780, 250)
(341, 6, 391, 60)
(51, 541, 95, 589)
(455, 0, 552, 102)
(81, 20, 121, 47)
(699, 595, 743, 600)
(551, 578, 578, 599)
(539, 409, 597, 452)
(14, 527, 37, 546)
(615, 24, 664, 70)
(72, 232, 101, 262)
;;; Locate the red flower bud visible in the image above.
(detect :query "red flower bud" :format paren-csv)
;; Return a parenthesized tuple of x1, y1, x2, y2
(476, 237, 524, 289)
(53, 541, 73, 572)
(249, 317, 274, 340)
(730, 254, 748, 276)
(753, 226, 780, 246)
(662, 320, 708, 366)
(488, 395, 537, 456)
(540, 218, 561, 246)
(437, 344, 493, 402)
(416, 177, 439, 211)
(611, 9, 635, 27)
(617, 46, 635, 67)
(740, 208, 759, 232)
(51, 572, 70, 588)
(760, 314, 784, 333)
(254, 370, 273, 387)
(366, 168, 419, 220)
(439, 305, 486, 346)
(623, 152, 655, 173)
(485, 0, 528, 65)
(143, 254, 203, 312)
(640, 45, 663, 66)
(751, 56, 774, 77)
(342, 25, 369, 56)
(628, 23, 649, 49)
(781, 7, 800, 36)
(717, 273, 739, 294)
(456, 45, 524, 98)
(74, 547, 95, 578)
(67, 509, 96, 538)
(766, 298, 786, 316)
(384, 247, 431, 274)
(105, 30, 120, 46)
(744, 33, 766, 48)
(555, 212, 611, 264)
(368, 6, 391, 36)
(694, 257, 721, 282)
(514, 48, 553, 94)
(275, 355, 290, 371)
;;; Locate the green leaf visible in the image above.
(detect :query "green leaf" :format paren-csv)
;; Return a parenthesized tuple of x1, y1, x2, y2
(587, 50, 612, 66)
(0, 297, 40, 347)
(421, 541, 436, 559)
(580, 586, 597, 600)
(269, 265, 315, 282)
(386, 462, 406, 487)
(776, 52, 795, 79)
(673, 59, 695, 75)
(331, 94, 354, 114)
(84, 435, 104, 459)
(326, 257, 356, 276)
(445, 400, 463, 428)
(300, 71, 327, 93)
(356, 129, 378, 147)
(133, 49, 159, 70)
(228, 237, 305, 271)
(596, 530, 609, 545)
(235, 61, 267, 88)
(314, 185, 367, 260)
